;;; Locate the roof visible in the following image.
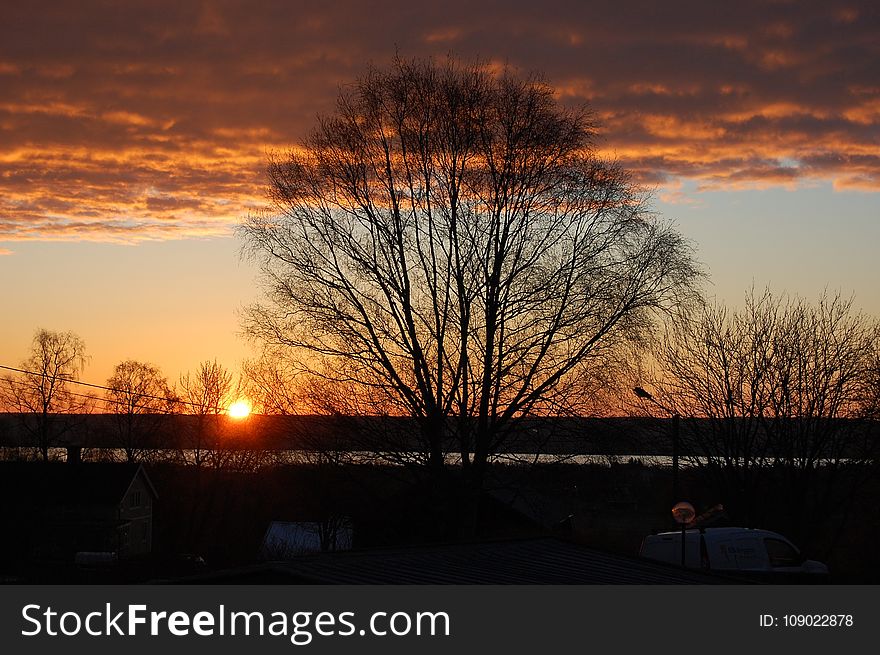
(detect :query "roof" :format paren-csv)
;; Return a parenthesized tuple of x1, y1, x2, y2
(181, 537, 740, 584)
(0, 462, 157, 508)
(652, 527, 785, 540)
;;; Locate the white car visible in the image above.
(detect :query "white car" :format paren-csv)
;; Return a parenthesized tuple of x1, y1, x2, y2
(640, 527, 828, 577)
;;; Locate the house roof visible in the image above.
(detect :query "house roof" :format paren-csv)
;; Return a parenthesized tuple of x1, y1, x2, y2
(180, 537, 740, 584)
(0, 462, 157, 508)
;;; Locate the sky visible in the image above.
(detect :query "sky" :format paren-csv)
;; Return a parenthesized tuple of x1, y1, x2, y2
(1, 0, 878, 387)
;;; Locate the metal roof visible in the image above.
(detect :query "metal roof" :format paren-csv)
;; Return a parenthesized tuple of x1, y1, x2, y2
(181, 537, 739, 584)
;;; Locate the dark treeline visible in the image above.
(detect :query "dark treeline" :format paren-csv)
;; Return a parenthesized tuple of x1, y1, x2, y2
(2, 413, 878, 461)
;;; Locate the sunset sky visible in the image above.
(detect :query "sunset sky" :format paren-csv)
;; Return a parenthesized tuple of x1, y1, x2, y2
(1, 0, 878, 388)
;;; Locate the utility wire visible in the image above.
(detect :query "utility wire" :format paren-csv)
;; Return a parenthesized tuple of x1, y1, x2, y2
(2, 374, 181, 415)
(0, 363, 234, 414)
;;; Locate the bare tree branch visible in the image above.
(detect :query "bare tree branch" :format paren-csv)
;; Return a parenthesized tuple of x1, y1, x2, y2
(240, 56, 702, 488)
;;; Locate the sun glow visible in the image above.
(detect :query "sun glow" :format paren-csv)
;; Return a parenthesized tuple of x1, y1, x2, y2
(227, 399, 252, 419)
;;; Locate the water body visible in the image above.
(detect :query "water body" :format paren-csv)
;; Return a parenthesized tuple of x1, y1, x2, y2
(0, 447, 861, 469)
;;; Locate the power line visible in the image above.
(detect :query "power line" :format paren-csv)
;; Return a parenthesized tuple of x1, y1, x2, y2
(1, 374, 178, 415)
(0, 363, 234, 414)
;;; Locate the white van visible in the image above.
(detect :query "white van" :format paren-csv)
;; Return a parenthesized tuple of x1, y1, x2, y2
(640, 527, 828, 577)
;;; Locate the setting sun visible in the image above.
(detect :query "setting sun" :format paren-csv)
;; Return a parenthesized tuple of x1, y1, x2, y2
(227, 399, 252, 419)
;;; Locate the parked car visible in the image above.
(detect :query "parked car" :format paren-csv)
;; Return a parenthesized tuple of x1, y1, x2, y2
(640, 527, 828, 579)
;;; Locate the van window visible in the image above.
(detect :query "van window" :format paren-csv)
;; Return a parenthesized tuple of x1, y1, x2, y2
(733, 537, 765, 569)
(765, 538, 800, 567)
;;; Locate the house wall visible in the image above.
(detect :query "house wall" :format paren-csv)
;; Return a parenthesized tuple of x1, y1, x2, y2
(117, 473, 153, 557)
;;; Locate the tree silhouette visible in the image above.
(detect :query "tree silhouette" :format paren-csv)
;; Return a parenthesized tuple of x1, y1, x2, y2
(647, 287, 878, 532)
(242, 56, 700, 489)
(106, 359, 177, 462)
(179, 359, 234, 467)
(1, 329, 88, 461)
(241, 347, 303, 416)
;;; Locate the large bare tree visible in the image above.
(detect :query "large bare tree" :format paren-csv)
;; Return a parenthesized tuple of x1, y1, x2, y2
(1, 329, 88, 461)
(242, 56, 701, 487)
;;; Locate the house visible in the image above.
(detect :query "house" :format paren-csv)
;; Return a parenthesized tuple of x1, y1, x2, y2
(0, 456, 158, 563)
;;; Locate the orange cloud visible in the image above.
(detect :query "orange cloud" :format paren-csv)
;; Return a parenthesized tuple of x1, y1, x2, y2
(423, 27, 465, 43)
(0, 0, 876, 245)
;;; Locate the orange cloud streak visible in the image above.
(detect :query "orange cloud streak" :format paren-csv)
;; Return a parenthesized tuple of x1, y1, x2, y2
(0, 0, 877, 244)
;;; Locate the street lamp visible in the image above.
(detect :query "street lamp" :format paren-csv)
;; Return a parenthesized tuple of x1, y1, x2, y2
(633, 387, 681, 504)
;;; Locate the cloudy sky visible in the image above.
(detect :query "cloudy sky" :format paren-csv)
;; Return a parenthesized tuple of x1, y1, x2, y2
(1, 0, 878, 386)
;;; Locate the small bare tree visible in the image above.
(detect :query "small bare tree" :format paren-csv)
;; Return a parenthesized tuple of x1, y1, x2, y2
(764, 293, 875, 467)
(1, 329, 88, 461)
(241, 351, 366, 466)
(241, 347, 303, 416)
(864, 329, 880, 425)
(105, 359, 177, 462)
(649, 288, 877, 530)
(241, 56, 701, 491)
(179, 359, 234, 467)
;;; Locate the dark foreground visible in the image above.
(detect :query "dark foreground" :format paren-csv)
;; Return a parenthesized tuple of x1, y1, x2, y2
(1, 458, 877, 583)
